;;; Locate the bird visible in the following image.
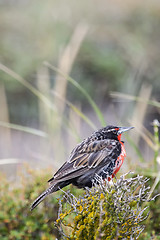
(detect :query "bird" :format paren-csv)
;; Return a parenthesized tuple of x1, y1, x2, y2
(31, 125, 133, 210)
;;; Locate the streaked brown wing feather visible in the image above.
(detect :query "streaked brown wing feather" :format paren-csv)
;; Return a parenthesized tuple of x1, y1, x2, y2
(69, 140, 113, 160)
(88, 150, 107, 168)
(73, 154, 89, 168)
(53, 165, 89, 182)
(49, 139, 118, 184)
(52, 156, 88, 182)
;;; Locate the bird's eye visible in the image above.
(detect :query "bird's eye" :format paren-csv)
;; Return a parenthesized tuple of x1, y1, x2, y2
(113, 130, 117, 135)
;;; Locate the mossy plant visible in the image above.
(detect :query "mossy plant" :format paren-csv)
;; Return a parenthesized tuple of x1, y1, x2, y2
(0, 166, 159, 239)
(56, 173, 159, 240)
(0, 167, 61, 240)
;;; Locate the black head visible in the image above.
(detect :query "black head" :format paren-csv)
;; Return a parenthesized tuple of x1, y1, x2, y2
(97, 125, 134, 141)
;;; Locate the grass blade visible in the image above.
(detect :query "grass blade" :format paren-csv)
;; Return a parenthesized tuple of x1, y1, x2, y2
(110, 91, 160, 108)
(147, 173, 160, 200)
(45, 62, 106, 127)
(0, 121, 47, 137)
(0, 63, 56, 112)
(0, 158, 20, 165)
(126, 135, 145, 162)
(52, 91, 96, 130)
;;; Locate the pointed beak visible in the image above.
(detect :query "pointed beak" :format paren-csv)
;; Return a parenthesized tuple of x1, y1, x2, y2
(118, 126, 134, 135)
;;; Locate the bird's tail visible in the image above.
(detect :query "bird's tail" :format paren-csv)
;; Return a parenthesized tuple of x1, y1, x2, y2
(31, 184, 57, 210)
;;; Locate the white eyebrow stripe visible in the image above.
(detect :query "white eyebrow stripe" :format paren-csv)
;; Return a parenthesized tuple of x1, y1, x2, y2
(104, 129, 114, 133)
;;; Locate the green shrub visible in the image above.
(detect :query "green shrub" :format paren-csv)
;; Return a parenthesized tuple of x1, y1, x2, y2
(0, 166, 61, 240)
(0, 166, 159, 239)
(139, 232, 160, 240)
(142, 176, 160, 236)
(56, 174, 159, 240)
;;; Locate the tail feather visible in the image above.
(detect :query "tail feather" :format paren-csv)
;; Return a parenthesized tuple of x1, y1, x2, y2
(31, 185, 57, 210)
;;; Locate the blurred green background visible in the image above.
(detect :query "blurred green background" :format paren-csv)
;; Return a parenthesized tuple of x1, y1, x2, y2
(1, 0, 160, 184)
(0, 0, 160, 170)
(0, 0, 160, 238)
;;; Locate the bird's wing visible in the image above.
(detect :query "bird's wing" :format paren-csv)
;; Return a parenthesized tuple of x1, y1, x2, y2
(48, 139, 120, 183)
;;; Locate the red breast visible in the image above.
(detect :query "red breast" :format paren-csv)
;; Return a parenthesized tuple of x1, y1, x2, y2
(112, 141, 126, 178)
